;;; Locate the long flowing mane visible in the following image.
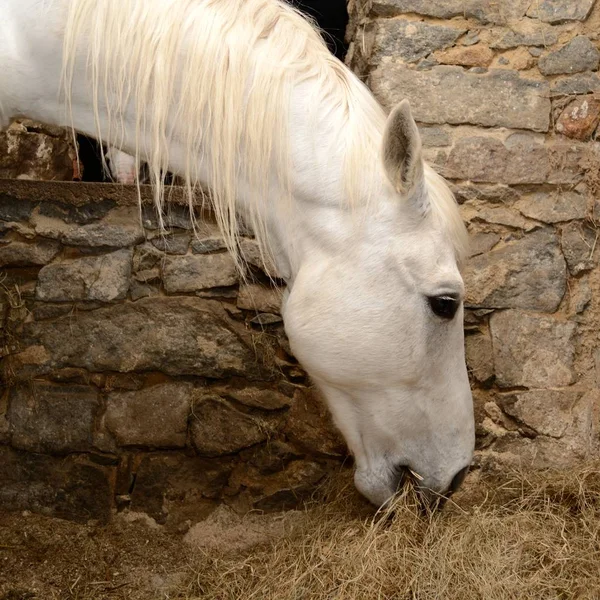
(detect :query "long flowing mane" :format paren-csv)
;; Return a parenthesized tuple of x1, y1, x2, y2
(61, 0, 467, 268)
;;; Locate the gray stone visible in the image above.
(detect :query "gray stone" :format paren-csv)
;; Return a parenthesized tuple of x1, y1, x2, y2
(551, 73, 600, 96)
(561, 222, 597, 274)
(162, 253, 237, 293)
(191, 237, 227, 254)
(527, 0, 596, 23)
(130, 281, 159, 301)
(371, 0, 530, 24)
(370, 66, 550, 132)
(372, 19, 464, 64)
(419, 126, 451, 148)
(567, 276, 592, 315)
(16, 297, 263, 379)
(515, 191, 588, 223)
(8, 382, 99, 453)
(461, 31, 481, 46)
(35, 249, 132, 302)
(0, 446, 114, 524)
(133, 243, 164, 271)
(38, 199, 116, 225)
(105, 383, 192, 447)
(490, 310, 577, 388)
(462, 203, 538, 230)
(190, 395, 267, 456)
(465, 331, 494, 383)
(491, 21, 559, 49)
(224, 387, 292, 410)
(0, 194, 37, 222)
(237, 283, 283, 313)
(151, 232, 190, 255)
(0, 239, 60, 267)
(468, 231, 502, 257)
(141, 204, 193, 230)
(250, 313, 283, 326)
(451, 184, 521, 204)
(62, 221, 145, 248)
(463, 229, 567, 312)
(240, 238, 280, 278)
(502, 390, 584, 438)
(539, 37, 600, 75)
(443, 135, 585, 185)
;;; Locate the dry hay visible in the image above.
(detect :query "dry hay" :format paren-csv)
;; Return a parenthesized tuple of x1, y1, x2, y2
(187, 465, 600, 600)
(1, 465, 600, 599)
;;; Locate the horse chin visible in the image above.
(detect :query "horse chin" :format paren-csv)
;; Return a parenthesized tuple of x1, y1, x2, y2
(354, 468, 397, 508)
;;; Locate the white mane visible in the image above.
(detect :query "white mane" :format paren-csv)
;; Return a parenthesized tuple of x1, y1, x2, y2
(62, 0, 467, 267)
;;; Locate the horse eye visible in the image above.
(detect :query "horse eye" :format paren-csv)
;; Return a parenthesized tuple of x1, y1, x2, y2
(428, 296, 459, 320)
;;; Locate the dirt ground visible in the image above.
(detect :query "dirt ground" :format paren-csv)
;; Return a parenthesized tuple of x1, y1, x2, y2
(1, 466, 600, 600)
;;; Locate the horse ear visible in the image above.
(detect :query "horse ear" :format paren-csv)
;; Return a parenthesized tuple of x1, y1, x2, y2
(382, 100, 425, 202)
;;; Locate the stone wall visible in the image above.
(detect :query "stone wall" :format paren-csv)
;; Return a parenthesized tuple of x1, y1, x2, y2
(0, 179, 344, 526)
(348, 0, 600, 470)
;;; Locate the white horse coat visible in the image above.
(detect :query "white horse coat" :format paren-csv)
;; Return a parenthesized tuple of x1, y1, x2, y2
(0, 0, 475, 506)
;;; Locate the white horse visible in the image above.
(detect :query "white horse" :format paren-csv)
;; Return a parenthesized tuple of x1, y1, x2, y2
(1, 0, 475, 507)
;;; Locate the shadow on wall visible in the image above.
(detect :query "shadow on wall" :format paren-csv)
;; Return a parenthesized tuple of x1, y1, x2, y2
(77, 0, 350, 182)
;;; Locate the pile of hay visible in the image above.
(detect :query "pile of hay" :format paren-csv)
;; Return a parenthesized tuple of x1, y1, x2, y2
(185, 465, 600, 600)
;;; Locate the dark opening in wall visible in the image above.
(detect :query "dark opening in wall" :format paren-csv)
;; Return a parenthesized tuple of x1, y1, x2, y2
(76, 0, 350, 182)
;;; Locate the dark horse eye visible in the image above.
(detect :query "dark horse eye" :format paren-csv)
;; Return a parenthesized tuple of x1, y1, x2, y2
(428, 296, 460, 320)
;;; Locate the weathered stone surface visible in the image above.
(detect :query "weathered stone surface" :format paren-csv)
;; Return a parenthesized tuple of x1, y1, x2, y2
(7, 382, 99, 453)
(0, 447, 114, 523)
(551, 73, 600, 96)
(105, 383, 192, 448)
(462, 203, 538, 230)
(162, 253, 237, 293)
(465, 331, 494, 383)
(237, 283, 283, 314)
(250, 312, 283, 326)
(556, 96, 600, 140)
(490, 310, 577, 388)
(494, 47, 536, 70)
(491, 20, 559, 49)
(151, 232, 190, 255)
(190, 395, 268, 456)
(130, 454, 231, 524)
(370, 66, 550, 132)
(285, 389, 346, 456)
(502, 390, 584, 438)
(561, 222, 597, 275)
(239, 238, 280, 278)
(133, 242, 163, 271)
(435, 44, 494, 67)
(371, 0, 530, 23)
(527, 0, 596, 23)
(191, 237, 227, 254)
(539, 37, 600, 75)
(373, 19, 464, 64)
(468, 231, 502, 257)
(35, 249, 132, 302)
(515, 191, 588, 223)
(463, 229, 566, 312)
(443, 135, 585, 184)
(452, 184, 521, 205)
(419, 126, 451, 148)
(62, 221, 145, 248)
(16, 297, 262, 379)
(0, 239, 60, 267)
(0, 120, 75, 181)
(38, 199, 116, 225)
(225, 387, 292, 410)
(0, 193, 37, 222)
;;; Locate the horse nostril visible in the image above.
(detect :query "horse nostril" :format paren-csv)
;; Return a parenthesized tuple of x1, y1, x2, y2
(449, 465, 469, 494)
(393, 464, 409, 491)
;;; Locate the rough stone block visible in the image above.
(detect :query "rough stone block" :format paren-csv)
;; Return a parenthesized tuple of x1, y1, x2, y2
(526, 0, 596, 23)
(150, 232, 191, 255)
(105, 382, 192, 447)
(551, 73, 600, 97)
(15, 297, 263, 379)
(491, 20, 559, 49)
(556, 96, 600, 140)
(561, 222, 598, 275)
(465, 331, 495, 384)
(443, 134, 585, 184)
(162, 253, 237, 293)
(237, 283, 282, 313)
(371, 0, 530, 24)
(370, 66, 550, 132)
(515, 191, 588, 223)
(239, 238, 280, 278)
(190, 395, 268, 457)
(0, 120, 75, 181)
(434, 44, 494, 67)
(490, 310, 576, 388)
(7, 382, 99, 453)
(502, 390, 584, 438)
(35, 249, 132, 302)
(0, 194, 37, 222)
(0, 447, 114, 524)
(463, 229, 566, 312)
(538, 36, 600, 75)
(0, 240, 60, 267)
(224, 386, 292, 410)
(38, 199, 116, 225)
(372, 19, 464, 64)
